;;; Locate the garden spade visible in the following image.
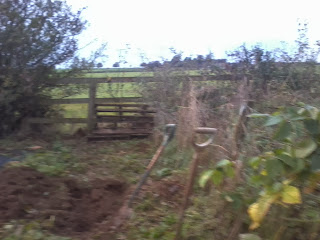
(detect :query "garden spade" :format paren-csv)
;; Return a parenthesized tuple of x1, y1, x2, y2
(112, 124, 176, 228)
(175, 127, 217, 240)
(127, 123, 176, 207)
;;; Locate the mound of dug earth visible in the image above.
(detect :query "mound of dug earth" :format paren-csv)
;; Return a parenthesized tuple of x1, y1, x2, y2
(0, 167, 127, 239)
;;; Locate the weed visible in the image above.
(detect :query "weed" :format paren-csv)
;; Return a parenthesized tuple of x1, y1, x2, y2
(160, 140, 194, 169)
(183, 192, 235, 240)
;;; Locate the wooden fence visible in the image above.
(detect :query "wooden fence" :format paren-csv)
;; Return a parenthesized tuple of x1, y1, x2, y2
(26, 73, 240, 133)
(27, 83, 144, 132)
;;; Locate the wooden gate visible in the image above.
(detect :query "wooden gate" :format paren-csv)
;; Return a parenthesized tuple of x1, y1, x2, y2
(87, 102, 156, 141)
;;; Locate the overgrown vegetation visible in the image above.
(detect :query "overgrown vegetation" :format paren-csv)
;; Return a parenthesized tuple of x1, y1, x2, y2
(129, 22, 320, 239)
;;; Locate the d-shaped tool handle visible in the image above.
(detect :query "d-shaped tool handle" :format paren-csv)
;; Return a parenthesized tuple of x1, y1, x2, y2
(162, 124, 176, 146)
(193, 127, 217, 149)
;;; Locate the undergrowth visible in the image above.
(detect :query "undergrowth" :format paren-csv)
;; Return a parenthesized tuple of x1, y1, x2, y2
(18, 141, 86, 176)
(124, 191, 178, 240)
(0, 220, 71, 240)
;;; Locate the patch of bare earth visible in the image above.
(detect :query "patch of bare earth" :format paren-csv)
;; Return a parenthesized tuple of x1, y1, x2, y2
(0, 167, 128, 239)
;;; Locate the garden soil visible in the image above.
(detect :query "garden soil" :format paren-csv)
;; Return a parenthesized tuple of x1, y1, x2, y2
(0, 166, 128, 239)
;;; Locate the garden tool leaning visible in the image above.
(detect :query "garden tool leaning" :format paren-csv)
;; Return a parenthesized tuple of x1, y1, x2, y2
(127, 123, 176, 207)
(175, 127, 217, 240)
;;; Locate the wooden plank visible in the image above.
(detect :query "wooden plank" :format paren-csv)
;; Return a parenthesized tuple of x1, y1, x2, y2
(26, 117, 153, 124)
(55, 74, 236, 85)
(57, 77, 154, 84)
(95, 103, 148, 107)
(27, 118, 88, 124)
(87, 83, 97, 132)
(100, 126, 153, 129)
(96, 115, 153, 120)
(46, 97, 143, 104)
(87, 134, 149, 141)
(92, 129, 152, 135)
(96, 109, 156, 113)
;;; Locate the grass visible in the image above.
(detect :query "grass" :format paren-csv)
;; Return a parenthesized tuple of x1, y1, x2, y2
(59, 104, 87, 118)
(0, 137, 155, 181)
(1, 220, 71, 240)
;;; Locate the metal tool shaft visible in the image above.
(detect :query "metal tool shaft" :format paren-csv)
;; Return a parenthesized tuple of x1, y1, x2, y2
(127, 145, 165, 207)
(127, 124, 176, 207)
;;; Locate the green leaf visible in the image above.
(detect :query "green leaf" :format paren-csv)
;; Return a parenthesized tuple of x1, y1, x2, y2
(310, 153, 320, 171)
(212, 169, 224, 185)
(271, 182, 283, 193)
(276, 152, 296, 168)
(224, 193, 243, 210)
(273, 120, 292, 140)
(305, 105, 320, 120)
(286, 107, 302, 119)
(294, 138, 317, 158)
(293, 158, 305, 173)
(215, 159, 234, 178)
(156, 168, 172, 178)
(216, 159, 232, 168)
(239, 233, 262, 240)
(266, 158, 284, 178)
(247, 113, 270, 118)
(250, 175, 264, 185)
(304, 119, 320, 135)
(225, 164, 235, 178)
(199, 170, 214, 188)
(249, 157, 261, 169)
(298, 108, 307, 115)
(264, 115, 283, 126)
(290, 116, 306, 121)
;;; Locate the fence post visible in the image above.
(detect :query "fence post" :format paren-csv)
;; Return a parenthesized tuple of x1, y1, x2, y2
(87, 82, 97, 132)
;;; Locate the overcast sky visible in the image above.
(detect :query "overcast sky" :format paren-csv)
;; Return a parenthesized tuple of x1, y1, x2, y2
(65, 0, 320, 67)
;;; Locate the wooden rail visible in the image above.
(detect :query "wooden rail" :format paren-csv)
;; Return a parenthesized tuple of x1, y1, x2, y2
(27, 118, 88, 124)
(27, 115, 153, 124)
(56, 74, 235, 84)
(45, 97, 143, 104)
